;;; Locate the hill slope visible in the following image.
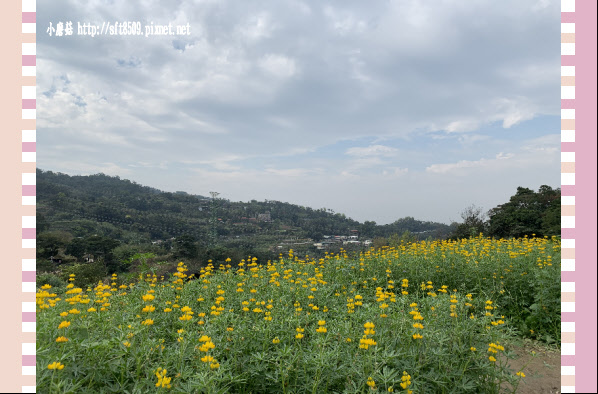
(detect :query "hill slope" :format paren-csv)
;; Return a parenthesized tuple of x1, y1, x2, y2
(37, 168, 453, 244)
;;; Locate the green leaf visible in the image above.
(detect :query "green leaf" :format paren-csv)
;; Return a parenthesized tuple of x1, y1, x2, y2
(71, 327, 89, 340)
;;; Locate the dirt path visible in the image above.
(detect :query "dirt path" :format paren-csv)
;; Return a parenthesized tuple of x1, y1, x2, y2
(502, 339, 561, 394)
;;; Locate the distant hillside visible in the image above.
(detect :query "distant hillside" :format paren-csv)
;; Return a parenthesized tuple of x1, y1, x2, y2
(35, 170, 559, 285)
(37, 168, 453, 243)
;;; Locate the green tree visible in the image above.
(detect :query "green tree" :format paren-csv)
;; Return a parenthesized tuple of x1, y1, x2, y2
(84, 235, 121, 273)
(488, 186, 560, 238)
(174, 234, 198, 260)
(65, 237, 87, 260)
(538, 185, 561, 236)
(361, 221, 377, 238)
(37, 231, 73, 259)
(36, 213, 50, 235)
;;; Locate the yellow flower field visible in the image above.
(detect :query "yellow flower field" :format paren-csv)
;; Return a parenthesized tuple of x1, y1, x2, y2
(37, 235, 560, 393)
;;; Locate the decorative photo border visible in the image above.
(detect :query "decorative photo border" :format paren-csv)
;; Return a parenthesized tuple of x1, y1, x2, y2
(560, 1, 576, 392)
(0, 0, 595, 392)
(20, 0, 38, 392)
(560, 1, 598, 393)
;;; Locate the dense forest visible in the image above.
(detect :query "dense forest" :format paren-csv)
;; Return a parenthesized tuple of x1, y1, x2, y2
(36, 168, 560, 285)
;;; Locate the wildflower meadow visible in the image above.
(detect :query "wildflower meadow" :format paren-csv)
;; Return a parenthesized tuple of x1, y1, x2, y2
(37, 235, 560, 393)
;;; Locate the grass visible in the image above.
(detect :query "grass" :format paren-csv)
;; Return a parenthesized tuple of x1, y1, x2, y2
(36, 235, 560, 393)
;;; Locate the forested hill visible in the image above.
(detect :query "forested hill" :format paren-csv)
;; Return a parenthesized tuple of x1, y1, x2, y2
(36, 168, 453, 244)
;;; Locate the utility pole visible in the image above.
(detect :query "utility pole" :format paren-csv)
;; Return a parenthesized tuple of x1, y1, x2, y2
(208, 192, 220, 248)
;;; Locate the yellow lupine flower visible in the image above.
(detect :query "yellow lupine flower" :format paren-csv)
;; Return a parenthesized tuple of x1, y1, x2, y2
(201, 355, 215, 363)
(366, 377, 375, 388)
(58, 321, 71, 329)
(48, 362, 65, 370)
(142, 294, 155, 302)
(199, 340, 215, 352)
(155, 368, 172, 389)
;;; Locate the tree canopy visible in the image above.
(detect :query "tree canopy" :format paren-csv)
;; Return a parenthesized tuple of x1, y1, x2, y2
(487, 186, 560, 238)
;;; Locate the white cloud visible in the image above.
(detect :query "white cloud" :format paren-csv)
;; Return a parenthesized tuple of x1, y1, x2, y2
(347, 156, 385, 170)
(382, 167, 408, 177)
(323, 6, 368, 36)
(45, 160, 133, 177)
(444, 119, 482, 133)
(346, 145, 397, 157)
(36, 0, 560, 224)
(491, 97, 539, 128)
(425, 153, 515, 174)
(236, 12, 276, 42)
(265, 168, 317, 177)
(258, 54, 298, 79)
(520, 134, 561, 154)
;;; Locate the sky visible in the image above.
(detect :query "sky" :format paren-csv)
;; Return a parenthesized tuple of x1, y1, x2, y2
(37, 0, 561, 225)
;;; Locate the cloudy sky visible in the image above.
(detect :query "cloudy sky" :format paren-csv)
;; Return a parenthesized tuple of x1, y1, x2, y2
(37, 0, 561, 224)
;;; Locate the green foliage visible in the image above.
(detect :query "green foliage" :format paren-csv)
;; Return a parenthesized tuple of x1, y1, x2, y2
(37, 212, 50, 234)
(36, 168, 451, 251)
(36, 168, 460, 282)
(111, 244, 143, 265)
(448, 186, 561, 240)
(450, 205, 487, 240)
(173, 235, 198, 260)
(38, 241, 546, 393)
(36, 273, 68, 291)
(381, 217, 453, 239)
(515, 262, 561, 343)
(37, 231, 73, 259)
(125, 252, 158, 276)
(487, 186, 560, 238)
(61, 263, 108, 287)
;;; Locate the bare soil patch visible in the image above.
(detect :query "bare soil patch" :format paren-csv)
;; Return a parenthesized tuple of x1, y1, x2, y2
(502, 339, 561, 394)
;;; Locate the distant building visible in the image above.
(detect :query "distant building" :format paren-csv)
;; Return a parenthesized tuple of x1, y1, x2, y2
(257, 212, 272, 222)
(83, 254, 94, 263)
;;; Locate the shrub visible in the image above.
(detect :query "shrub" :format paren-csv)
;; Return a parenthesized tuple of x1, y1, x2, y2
(36, 272, 67, 291)
(61, 262, 107, 287)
